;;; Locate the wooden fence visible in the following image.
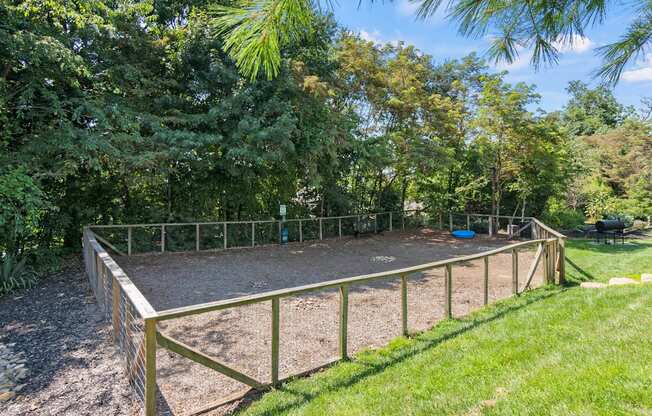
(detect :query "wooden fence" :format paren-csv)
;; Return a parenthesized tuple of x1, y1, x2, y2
(82, 212, 566, 415)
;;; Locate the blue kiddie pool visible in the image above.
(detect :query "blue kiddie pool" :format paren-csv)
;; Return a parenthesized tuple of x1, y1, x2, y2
(452, 230, 476, 239)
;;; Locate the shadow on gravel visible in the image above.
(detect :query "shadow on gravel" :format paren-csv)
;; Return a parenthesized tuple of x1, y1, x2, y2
(230, 287, 564, 416)
(0, 260, 172, 415)
(0, 265, 105, 396)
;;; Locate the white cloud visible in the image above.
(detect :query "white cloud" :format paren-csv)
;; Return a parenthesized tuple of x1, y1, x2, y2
(622, 67, 652, 82)
(359, 29, 383, 44)
(622, 54, 652, 83)
(553, 34, 594, 54)
(358, 29, 401, 47)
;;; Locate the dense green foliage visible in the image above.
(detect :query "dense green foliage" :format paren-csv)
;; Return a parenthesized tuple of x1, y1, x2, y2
(1, 1, 650, 283)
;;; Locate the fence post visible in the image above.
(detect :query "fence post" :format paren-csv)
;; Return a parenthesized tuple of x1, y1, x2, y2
(445, 264, 452, 319)
(401, 274, 408, 336)
(271, 298, 280, 387)
(195, 224, 200, 251)
(558, 239, 566, 284)
(543, 242, 550, 283)
(111, 277, 120, 342)
(144, 318, 157, 416)
(94, 254, 102, 306)
(449, 212, 453, 232)
(339, 285, 348, 360)
(389, 212, 393, 232)
(488, 217, 493, 236)
(251, 222, 255, 247)
(512, 249, 519, 295)
(483, 256, 489, 306)
(339, 218, 342, 238)
(161, 225, 165, 253)
(127, 227, 132, 256)
(299, 220, 303, 242)
(466, 215, 470, 230)
(374, 215, 378, 233)
(223, 223, 227, 249)
(401, 212, 405, 230)
(319, 218, 323, 240)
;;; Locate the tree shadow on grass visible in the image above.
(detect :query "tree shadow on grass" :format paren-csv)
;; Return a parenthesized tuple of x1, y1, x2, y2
(231, 287, 564, 416)
(567, 238, 651, 254)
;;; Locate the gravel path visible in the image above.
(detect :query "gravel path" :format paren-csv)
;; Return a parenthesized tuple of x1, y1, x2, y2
(0, 260, 136, 416)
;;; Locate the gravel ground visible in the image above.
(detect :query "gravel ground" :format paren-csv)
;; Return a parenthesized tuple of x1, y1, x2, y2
(116, 230, 543, 415)
(0, 230, 543, 416)
(0, 260, 136, 416)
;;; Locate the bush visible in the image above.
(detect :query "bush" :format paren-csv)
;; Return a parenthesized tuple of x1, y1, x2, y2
(0, 254, 38, 296)
(541, 198, 586, 230)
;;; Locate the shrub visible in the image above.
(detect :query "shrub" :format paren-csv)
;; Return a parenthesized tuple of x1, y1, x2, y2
(0, 254, 38, 296)
(541, 198, 586, 230)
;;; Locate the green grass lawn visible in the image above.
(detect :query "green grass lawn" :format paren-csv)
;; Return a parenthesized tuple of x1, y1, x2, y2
(565, 236, 652, 282)
(236, 237, 652, 416)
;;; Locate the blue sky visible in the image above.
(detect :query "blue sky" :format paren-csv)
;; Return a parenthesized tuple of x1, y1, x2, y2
(331, 1, 652, 112)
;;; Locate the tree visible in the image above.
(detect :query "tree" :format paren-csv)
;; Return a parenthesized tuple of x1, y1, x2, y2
(212, 1, 652, 84)
(563, 81, 628, 136)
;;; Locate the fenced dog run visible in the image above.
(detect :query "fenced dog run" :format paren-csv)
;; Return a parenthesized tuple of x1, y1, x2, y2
(82, 211, 566, 415)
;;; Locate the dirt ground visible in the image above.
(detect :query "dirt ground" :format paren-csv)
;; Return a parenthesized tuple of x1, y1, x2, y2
(114, 229, 544, 415)
(0, 260, 136, 416)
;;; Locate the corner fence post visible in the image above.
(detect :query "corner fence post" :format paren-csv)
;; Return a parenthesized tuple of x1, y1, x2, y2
(339, 285, 349, 359)
(512, 249, 519, 295)
(483, 256, 489, 305)
(271, 298, 280, 387)
(401, 274, 408, 336)
(144, 318, 157, 416)
(445, 264, 452, 319)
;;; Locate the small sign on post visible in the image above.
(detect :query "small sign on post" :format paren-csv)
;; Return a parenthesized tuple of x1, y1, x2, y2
(279, 204, 288, 245)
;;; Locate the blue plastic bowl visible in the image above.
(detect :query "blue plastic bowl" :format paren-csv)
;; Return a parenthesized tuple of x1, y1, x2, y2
(452, 230, 476, 239)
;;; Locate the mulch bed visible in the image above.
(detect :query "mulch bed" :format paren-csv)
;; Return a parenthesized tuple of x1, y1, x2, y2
(0, 259, 136, 416)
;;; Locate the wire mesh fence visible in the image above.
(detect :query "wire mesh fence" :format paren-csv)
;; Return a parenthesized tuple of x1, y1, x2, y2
(83, 229, 155, 414)
(89, 210, 433, 257)
(83, 213, 565, 416)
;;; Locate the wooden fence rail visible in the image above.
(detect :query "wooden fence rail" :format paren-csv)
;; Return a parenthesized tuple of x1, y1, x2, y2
(82, 213, 566, 416)
(90, 210, 541, 257)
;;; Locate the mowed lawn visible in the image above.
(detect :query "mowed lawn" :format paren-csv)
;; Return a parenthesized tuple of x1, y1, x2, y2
(565, 236, 652, 282)
(238, 237, 652, 416)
